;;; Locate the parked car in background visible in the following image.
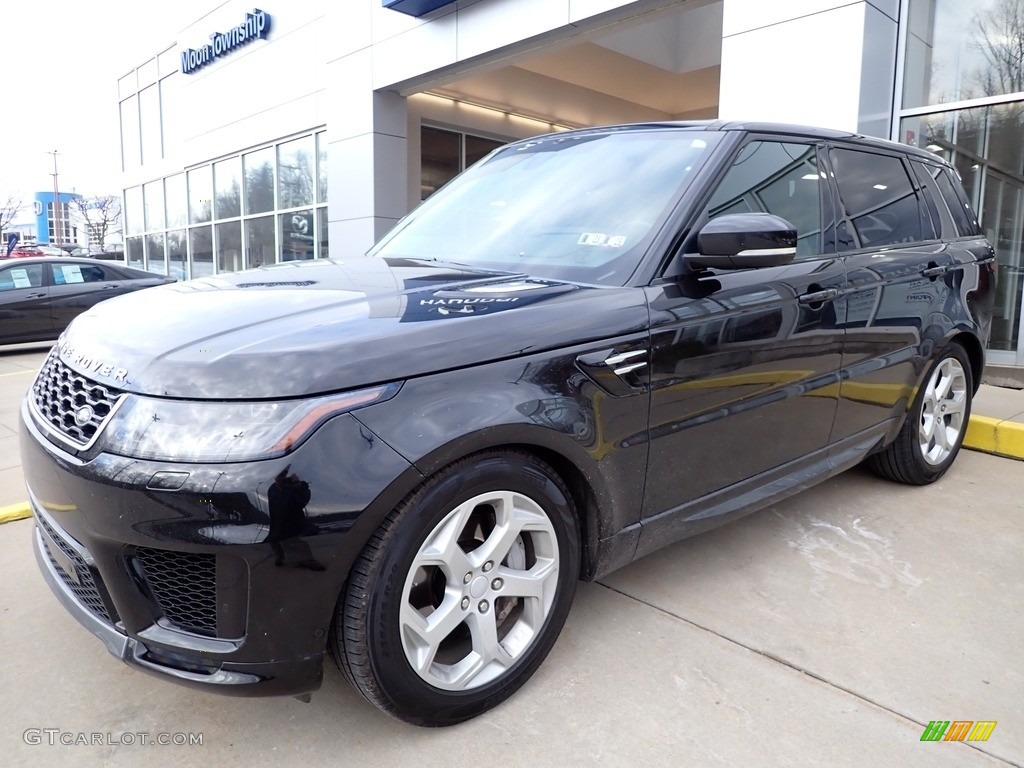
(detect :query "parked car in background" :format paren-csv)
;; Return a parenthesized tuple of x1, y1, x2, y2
(0, 257, 175, 344)
(20, 121, 994, 726)
(6, 244, 45, 259)
(35, 245, 69, 258)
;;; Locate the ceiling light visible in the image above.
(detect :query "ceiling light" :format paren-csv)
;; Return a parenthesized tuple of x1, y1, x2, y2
(926, 144, 943, 152)
(873, 184, 887, 190)
(801, 173, 818, 180)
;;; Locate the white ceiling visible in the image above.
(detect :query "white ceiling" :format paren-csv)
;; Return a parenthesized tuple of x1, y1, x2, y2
(432, 1, 723, 126)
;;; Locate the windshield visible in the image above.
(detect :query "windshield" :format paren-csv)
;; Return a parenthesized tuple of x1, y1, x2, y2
(371, 129, 722, 285)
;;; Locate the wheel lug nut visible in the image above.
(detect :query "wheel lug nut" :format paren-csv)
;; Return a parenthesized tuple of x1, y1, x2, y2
(491, 578, 503, 590)
(483, 561, 494, 572)
(461, 597, 470, 610)
(478, 600, 489, 613)
(463, 572, 472, 584)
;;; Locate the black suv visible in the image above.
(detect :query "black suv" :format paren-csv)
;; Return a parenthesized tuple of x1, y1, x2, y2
(20, 121, 994, 725)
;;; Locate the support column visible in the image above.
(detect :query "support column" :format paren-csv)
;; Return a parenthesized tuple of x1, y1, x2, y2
(325, 45, 409, 258)
(719, 1, 898, 138)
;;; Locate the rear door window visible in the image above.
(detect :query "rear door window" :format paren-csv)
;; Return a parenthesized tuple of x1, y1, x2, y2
(49, 263, 114, 285)
(829, 148, 923, 249)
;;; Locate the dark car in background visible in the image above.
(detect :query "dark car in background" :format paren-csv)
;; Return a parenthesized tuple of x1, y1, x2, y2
(1, 257, 174, 344)
(20, 121, 994, 726)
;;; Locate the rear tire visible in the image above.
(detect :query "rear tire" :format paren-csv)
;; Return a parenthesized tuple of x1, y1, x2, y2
(868, 343, 973, 485)
(333, 450, 579, 726)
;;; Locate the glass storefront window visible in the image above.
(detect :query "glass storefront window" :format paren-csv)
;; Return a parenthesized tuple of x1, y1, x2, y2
(244, 147, 275, 215)
(421, 126, 461, 201)
(160, 74, 179, 158)
(144, 179, 165, 232)
(214, 157, 242, 219)
(165, 174, 186, 229)
(188, 166, 212, 224)
(140, 84, 162, 165)
(124, 186, 144, 236)
(317, 132, 328, 203)
(318, 207, 328, 258)
(146, 233, 166, 274)
(280, 210, 314, 261)
(120, 95, 140, 170)
(216, 221, 243, 273)
(190, 226, 213, 278)
(904, 0, 1024, 109)
(126, 236, 144, 270)
(246, 215, 275, 269)
(900, 101, 1024, 354)
(466, 135, 504, 168)
(167, 229, 187, 281)
(278, 135, 315, 210)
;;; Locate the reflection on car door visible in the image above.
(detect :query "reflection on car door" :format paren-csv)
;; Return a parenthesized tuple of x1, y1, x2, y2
(47, 261, 124, 333)
(0, 263, 52, 343)
(826, 146, 987, 441)
(637, 139, 846, 556)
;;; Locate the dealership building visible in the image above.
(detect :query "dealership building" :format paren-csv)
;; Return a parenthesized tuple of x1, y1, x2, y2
(116, 0, 1024, 366)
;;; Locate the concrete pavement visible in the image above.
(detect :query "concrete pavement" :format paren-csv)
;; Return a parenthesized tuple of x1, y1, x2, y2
(0, 345, 1022, 766)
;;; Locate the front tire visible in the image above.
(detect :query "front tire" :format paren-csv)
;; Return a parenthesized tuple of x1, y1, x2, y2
(333, 451, 580, 726)
(868, 342, 973, 485)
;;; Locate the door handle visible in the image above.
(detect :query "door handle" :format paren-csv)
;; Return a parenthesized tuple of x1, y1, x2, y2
(798, 288, 839, 305)
(920, 263, 948, 278)
(25, 292, 46, 298)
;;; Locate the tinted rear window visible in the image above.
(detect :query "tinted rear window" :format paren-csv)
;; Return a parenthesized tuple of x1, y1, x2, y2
(910, 160, 956, 239)
(934, 167, 982, 237)
(830, 148, 922, 249)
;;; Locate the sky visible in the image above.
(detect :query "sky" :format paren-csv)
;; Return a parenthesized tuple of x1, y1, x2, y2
(1, 0, 212, 210)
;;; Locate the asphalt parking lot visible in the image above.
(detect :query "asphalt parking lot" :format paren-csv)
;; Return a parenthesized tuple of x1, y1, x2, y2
(0, 346, 1021, 767)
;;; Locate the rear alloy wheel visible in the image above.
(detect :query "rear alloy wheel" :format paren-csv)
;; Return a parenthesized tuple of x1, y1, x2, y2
(334, 451, 579, 726)
(868, 343, 973, 485)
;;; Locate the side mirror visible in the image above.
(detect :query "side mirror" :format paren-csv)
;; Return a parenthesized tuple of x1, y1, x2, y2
(688, 212, 798, 270)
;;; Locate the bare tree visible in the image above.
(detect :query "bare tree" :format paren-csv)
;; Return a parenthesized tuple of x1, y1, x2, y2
(0, 195, 22, 244)
(971, 0, 1024, 97)
(71, 195, 122, 250)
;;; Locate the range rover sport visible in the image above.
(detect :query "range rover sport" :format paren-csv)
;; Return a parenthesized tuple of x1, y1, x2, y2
(20, 121, 994, 725)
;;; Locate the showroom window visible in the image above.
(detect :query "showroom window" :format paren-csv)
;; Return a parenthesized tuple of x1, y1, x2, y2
(898, 0, 1024, 361)
(420, 126, 505, 200)
(123, 130, 328, 280)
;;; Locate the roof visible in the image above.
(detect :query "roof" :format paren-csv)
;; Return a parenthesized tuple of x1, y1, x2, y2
(529, 120, 942, 163)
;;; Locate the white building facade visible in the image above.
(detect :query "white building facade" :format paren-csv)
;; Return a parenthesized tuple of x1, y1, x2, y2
(117, 0, 1024, 365)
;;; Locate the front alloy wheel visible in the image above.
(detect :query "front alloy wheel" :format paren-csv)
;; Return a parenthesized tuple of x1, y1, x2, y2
(401, 490, 561, 691)
(334, 451, 579, 726)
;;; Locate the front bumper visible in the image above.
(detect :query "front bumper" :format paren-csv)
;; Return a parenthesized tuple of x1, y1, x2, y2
(21, 396, 417, 697)
(32, 510, 308, 692)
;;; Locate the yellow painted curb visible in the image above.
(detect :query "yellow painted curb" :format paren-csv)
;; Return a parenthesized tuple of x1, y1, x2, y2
(964, 415, 1024, 460)
(0, 502, 31, 525)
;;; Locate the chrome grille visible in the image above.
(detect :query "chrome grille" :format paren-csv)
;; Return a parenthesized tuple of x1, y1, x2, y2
(36, 514, 117, 625)
(31, 350, 122, 448)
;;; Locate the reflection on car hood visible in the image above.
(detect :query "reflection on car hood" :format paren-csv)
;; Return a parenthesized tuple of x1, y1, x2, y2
(57, 258, 647, 398)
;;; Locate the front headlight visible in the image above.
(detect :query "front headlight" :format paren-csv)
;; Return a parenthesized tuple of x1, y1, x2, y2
(97, 383, 400, 463)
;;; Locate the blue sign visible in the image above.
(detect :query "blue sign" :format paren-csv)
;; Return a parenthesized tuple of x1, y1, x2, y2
(6, 233, 18, 257)
(181, 9, 271, 75)
(382, 0, 456, 18)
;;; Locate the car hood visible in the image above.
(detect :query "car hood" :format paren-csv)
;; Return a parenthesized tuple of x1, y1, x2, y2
(56, 258, 648, 398)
